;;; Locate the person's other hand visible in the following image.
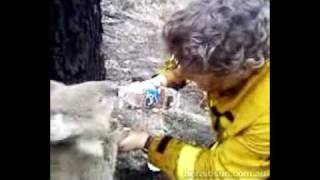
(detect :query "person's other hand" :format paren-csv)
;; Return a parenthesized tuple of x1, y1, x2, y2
(146, 74, 168, 87)
(118, 131, 149, 152)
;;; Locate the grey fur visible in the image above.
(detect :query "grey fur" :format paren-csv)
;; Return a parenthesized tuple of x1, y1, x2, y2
(50, 80, 126, 180)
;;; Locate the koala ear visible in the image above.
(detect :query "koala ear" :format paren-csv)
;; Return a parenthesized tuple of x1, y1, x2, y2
(50, 113, 82, 144)
(50, 80, 65, 93)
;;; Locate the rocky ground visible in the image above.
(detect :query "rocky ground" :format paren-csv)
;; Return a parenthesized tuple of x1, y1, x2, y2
(100, 0, 216, 179)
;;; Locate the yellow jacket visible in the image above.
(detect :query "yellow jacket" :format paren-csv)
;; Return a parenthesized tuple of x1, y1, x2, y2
(147, 57, 270, 180)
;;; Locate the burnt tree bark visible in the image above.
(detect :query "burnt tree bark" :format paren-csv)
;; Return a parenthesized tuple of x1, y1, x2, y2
(49, 0, 106, 85)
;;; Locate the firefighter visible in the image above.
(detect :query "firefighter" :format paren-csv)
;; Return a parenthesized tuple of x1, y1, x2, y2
(119, 0, 270, 179)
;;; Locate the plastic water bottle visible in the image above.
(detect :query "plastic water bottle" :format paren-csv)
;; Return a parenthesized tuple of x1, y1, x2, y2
(118, 82, 179, 110)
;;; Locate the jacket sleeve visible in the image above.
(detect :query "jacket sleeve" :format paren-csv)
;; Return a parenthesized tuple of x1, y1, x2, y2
(147, 114, 270, 180)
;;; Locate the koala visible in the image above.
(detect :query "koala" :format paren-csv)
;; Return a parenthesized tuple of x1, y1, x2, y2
(50, 80, 128, 180)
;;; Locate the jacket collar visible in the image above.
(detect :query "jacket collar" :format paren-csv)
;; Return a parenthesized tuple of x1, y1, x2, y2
(207, 61, 270, 113)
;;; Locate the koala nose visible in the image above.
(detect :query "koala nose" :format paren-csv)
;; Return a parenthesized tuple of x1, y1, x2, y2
(114, 87, 119, 97)
(109, 120, 118, 130)
(105, 87, 118, 97)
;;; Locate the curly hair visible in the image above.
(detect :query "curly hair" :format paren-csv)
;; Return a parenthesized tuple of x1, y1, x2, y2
(163, 0, 270, 75)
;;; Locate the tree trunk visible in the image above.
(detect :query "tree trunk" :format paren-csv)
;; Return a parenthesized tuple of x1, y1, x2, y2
(49, 0, 106, 85)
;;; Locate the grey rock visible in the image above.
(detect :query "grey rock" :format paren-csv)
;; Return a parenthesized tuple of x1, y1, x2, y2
(101, 0, 192, 83)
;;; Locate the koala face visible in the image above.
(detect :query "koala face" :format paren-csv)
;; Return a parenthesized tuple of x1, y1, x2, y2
(50, 80, 120, 151)
(50, 80, 126, 180)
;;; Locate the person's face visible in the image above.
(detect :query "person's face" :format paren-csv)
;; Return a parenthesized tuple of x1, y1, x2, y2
(177, 57, 265, 93)
(179, 62, 256, 93)
(184, 71, 242, 93)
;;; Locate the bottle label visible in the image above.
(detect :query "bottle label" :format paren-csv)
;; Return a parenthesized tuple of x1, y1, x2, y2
(144, 88, 161, 109)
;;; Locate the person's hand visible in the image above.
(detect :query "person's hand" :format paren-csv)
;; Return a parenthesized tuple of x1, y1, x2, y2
(118, 75, 168, 108)
(118, 74, 167, 97)
(145, 74, 168, 87)
(118, 131, 149, 152)
(118, 79, 158, 99)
